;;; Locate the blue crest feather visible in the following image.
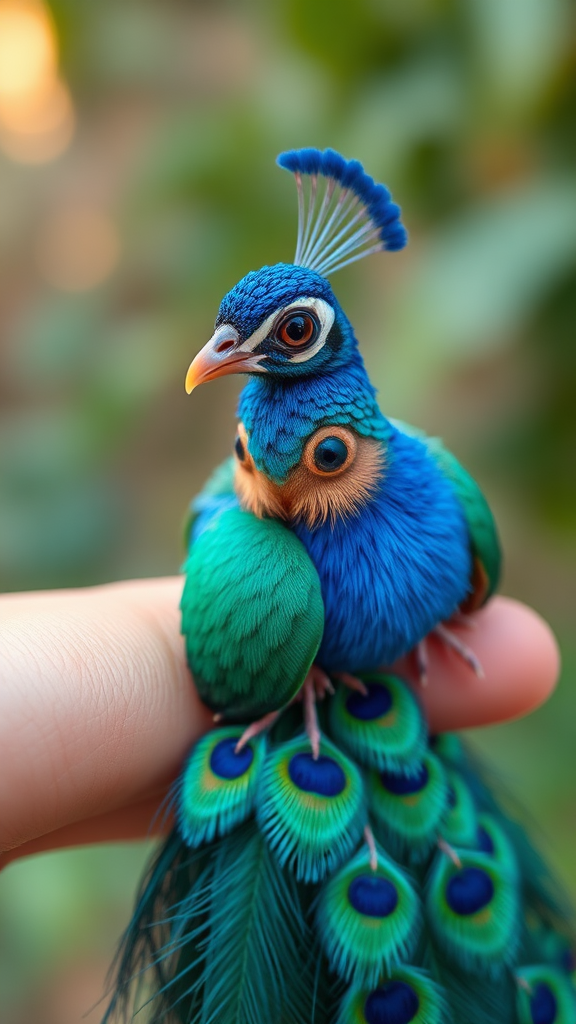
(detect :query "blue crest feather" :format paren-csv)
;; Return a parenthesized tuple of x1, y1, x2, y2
(277, 147, 407, 275)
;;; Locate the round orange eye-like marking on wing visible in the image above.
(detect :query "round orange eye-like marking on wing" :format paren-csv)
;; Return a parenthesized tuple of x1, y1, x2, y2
(303, 426, 357, 477)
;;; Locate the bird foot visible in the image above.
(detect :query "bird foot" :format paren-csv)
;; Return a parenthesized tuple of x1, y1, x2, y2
(310, 665, 335, 700)
(235, 663, 364, 761)
(435, 623, 484, 678)
(413, 621, 484, 686)
(332, 671, 369, 696)
(234, 709, 281, 753)
(298, 665, 371, 759)
(293, 665, 335, 702)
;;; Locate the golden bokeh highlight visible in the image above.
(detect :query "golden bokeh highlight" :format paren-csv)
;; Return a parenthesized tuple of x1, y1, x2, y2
(35, 207, 121, 291)
(0, 0, 74, 163)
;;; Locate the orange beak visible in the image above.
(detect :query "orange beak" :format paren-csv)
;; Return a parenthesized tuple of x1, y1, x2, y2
(185, 324, 265, 394)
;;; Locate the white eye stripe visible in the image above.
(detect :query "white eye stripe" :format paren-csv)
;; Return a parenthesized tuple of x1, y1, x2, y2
(237, 297, 334, 360)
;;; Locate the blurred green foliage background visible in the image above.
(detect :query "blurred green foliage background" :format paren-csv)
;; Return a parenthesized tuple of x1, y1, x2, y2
(0, 0, 575, 1020)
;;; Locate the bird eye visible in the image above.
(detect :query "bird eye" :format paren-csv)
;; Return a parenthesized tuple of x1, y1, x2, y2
(313, 436, 349, 473)
(235, 434, 246, 462)
(276, 310, 318, 348)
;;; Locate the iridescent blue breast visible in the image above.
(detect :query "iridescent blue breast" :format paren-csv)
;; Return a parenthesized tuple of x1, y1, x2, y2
(293, 425, 472, 670)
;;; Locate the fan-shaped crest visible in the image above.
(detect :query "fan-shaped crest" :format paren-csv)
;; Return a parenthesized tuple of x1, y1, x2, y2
(277, 147, 407, 276)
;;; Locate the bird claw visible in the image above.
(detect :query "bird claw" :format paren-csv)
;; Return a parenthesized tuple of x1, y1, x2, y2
(434, 623, 484, 678)
(437, 837, 462, 868)
(332, 671, 368, 696)
(413, 620, 484, 685)
(310, 665, 335, 700)
(234, 710, 281, 753)
(235, 664, 368, 762)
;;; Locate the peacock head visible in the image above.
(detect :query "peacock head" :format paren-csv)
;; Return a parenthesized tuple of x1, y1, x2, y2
(185, 262, 356, 391)
(185, 148, 407, 393)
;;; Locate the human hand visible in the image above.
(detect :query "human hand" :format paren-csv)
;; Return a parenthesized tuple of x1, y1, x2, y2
(0, 579, 559, 869)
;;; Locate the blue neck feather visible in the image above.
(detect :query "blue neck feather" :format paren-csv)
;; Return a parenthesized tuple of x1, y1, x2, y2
(238, 344, 392, 483)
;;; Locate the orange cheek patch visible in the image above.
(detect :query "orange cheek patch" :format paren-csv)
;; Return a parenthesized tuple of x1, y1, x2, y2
(233, 422, 285, 520)
(234, 422, 385, 529)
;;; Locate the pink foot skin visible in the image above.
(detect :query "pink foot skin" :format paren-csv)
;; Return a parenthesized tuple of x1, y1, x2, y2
(434, 623, 484, 678)
(233, 665, 370, 760)
(301, 667, 370, 757)
(308, 665, 335, 700)
(235, 710, 281, 753)
(332, 671, 368, 696)
(235, 665, 332, 758)
(413, 619, 484, 686)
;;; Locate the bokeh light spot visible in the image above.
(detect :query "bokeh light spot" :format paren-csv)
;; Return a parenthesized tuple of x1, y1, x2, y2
(0, 0, 74, 163)
(0, 0, 55, 97)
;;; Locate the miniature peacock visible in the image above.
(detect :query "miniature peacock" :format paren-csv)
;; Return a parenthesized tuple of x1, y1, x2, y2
(103, 149, 576, 1024)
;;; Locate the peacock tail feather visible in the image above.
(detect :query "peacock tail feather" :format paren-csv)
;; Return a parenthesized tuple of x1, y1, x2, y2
(102, 673, 576, 1024)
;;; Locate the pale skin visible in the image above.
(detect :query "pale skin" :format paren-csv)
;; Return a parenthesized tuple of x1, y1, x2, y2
(0, 579, 560, 870)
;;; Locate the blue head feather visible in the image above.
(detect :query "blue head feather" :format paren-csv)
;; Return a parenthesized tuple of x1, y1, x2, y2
(214, 264, 389, 481)
(217, 263, 338, 359)
(216, 262, 361, 379)
(218, 273, 383, 481)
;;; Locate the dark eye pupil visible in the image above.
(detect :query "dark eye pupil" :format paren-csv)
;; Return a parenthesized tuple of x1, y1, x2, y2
(286, 316, 307, 340)
(314, 436, 348, 472)
(235, 435, 246, 461)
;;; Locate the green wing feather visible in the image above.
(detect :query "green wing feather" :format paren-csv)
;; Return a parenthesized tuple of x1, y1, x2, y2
(180, 506, 324, 719)
(393, 418, 501, 607)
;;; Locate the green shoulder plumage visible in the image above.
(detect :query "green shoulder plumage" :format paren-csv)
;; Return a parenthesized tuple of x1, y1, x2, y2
(393, 419, 501, 607)
(180, 506, 324, 720)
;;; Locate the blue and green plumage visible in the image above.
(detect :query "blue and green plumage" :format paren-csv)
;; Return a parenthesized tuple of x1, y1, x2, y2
(337, 967, 447, 1024)
(441, 769, 479, 849)
(426, 846, 520, 974)
(104, 680, 575, 1024)
(177, 728, 267, 847)
(256, 733, 365, 883)
(181, 506, 324, 718)
(104, 149, 574, 1023)
(329, 674, 426, 773)
(368, 750, 449, 865)
(516, 966, 576, 1024)
(317, 842, 421, 984)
